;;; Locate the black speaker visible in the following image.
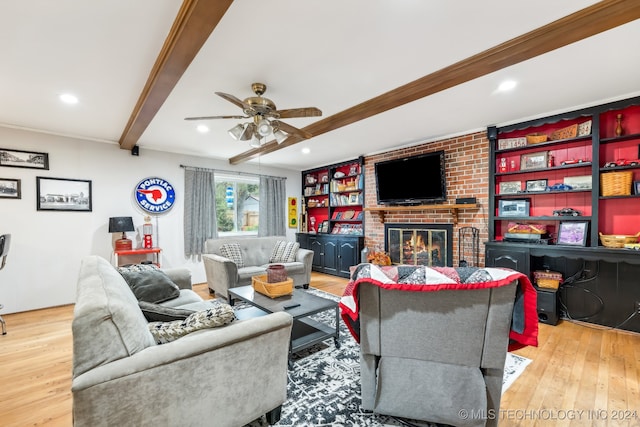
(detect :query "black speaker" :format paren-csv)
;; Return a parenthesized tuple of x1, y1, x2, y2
(131, 145, 139, 156)
(535, 286, 559, 326)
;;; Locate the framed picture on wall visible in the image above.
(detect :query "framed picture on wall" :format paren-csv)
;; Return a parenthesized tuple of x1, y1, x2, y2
(556, 221, 588, 246)
(0, 178, 21, 199)
(0, 148, 49, 170)
(36, 177, 92, 212)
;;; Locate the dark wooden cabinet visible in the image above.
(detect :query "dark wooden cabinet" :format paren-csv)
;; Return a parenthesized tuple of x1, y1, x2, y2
(301, 157, 364, 236)
(299, 157, 364, 278)
(485, 244, 529, 274)
(485, 95, 640, 332)
(297, 233, 363, 278)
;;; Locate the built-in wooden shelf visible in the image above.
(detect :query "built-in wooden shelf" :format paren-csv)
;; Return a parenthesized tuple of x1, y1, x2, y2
(365, 203, 478, 224)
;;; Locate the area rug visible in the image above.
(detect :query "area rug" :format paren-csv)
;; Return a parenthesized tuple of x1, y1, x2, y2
(242, 288, 531, 427)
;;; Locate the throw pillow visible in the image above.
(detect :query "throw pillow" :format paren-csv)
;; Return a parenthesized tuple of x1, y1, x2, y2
(269, 240, 300, 263)
(138, 301, 195, 322)
(219, 243, 244, 268)
(148, 302, 236, 344)
(118, 264, 180, 304)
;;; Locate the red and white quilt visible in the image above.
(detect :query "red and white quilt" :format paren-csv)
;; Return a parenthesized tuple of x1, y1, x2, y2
(339, 264, 538, 351)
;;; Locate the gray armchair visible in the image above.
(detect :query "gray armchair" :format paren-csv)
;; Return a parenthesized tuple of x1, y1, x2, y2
(357, 280, 518, 427)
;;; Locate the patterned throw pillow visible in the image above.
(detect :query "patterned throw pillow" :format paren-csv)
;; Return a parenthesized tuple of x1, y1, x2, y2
(148, 302, 236, 344)
(269, 240, 300, 263)
(219, 243, 244, 268)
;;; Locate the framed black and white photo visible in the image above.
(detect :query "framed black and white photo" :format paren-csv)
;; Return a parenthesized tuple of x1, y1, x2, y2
(0, 148, 49, 170)
(526, 179, 548, 192)
(0, 178, 21, 199)
(520, 151, 548, 171)
(635, 181, 640, 195)
(36, 177, 92, 212)
(557, 221, 588, 246)
(498, 199, 530, 217)
(319, 220, 329, 233)
(498, 181, 521, 195)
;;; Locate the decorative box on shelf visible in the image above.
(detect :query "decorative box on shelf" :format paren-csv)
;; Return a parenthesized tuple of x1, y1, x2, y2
(533, 270, 563, 289)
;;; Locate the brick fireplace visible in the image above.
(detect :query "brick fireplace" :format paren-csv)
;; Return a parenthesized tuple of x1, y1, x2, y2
(384, 223, 453, 267)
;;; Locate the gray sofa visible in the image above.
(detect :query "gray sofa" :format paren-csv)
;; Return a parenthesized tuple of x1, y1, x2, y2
(72, 255, 293, 427)
(358, 280, 518, 427)
(203, 236, 313, 299)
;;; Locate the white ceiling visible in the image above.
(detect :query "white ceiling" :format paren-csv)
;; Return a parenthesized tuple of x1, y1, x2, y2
(2, 0, 639, 171)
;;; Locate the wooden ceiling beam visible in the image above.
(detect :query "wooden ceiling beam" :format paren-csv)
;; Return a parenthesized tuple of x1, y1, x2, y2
(229, 0, 640, 165)
(118, 0, 233, 150)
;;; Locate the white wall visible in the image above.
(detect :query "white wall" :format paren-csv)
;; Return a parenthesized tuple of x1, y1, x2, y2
(0, 127, 301, 313)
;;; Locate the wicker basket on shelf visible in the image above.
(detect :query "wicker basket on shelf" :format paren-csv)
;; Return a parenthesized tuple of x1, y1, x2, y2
(599, 232, 640, 248)
(526, 133, 548, 144)
(600, 171, 633, 196)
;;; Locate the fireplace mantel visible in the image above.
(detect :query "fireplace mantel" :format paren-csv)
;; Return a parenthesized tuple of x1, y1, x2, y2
(365, 203, 477, 224)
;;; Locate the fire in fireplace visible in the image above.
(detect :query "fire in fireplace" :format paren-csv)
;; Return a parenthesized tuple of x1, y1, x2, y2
(384, 223, 453, 267)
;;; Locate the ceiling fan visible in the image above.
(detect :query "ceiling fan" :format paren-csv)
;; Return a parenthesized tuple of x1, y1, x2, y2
(185, 82, 322, 146)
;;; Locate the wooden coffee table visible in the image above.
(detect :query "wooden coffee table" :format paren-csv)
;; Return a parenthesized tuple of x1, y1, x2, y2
(228, 285, 339, 368)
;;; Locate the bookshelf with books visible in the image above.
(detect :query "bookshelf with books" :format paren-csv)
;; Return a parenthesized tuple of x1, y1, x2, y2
(297, 157, 365, 277)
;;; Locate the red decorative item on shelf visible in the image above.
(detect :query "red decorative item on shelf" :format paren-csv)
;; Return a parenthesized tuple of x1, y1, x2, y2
(498, 158, 507, 172)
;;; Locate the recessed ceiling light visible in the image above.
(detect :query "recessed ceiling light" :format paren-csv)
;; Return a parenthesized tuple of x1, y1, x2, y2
(301, 147, 310, 154)
(59, 93, 78, 104)
(497, 80, 517, 92)
(197, 125, 209, 133)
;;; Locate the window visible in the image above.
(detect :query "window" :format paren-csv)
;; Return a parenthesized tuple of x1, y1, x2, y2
(215, 173, 259, 236)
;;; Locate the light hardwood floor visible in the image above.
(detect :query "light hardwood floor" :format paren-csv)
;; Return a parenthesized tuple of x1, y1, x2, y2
(1, 272, 639, 427)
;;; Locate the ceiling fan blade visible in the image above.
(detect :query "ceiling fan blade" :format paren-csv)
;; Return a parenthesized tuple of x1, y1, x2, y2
(276, 121, 312, 139)
(184, 115, 247, 120)
(215, 91, 254, 112)
(275, 107, 322, 119)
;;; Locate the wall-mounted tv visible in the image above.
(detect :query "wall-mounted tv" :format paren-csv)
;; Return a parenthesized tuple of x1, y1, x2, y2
(374, 150, 447, 205)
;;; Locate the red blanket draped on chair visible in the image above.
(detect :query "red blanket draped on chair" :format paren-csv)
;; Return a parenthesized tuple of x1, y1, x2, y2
(339, 264, 538, 351)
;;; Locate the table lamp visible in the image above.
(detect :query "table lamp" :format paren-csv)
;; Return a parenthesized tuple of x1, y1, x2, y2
(109, 217, 135, 251)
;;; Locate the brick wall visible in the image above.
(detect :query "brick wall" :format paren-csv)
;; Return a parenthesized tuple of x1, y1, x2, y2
(363, 130, 489, 266)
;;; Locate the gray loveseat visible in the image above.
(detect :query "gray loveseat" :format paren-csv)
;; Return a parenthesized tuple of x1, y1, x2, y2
(72, 255, 293, 427)
(203, 236, 313, 299)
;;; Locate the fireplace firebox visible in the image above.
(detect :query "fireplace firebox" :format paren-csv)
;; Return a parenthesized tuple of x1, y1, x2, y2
(384, 223, 453, 267)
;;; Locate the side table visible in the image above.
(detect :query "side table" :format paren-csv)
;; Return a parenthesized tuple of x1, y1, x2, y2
(113, 247, 162, 267)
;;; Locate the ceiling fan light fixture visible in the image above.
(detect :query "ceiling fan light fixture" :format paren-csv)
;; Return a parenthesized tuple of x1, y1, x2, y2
(228, 123, 246, 140)
(257, 119, 272, 137)
(239, 123, 255, 141)
(250, 134, 262, 148)
(274, 129, 288, 144)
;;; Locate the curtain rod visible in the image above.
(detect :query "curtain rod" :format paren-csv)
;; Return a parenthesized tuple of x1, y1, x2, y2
(179, 164, 286, 181)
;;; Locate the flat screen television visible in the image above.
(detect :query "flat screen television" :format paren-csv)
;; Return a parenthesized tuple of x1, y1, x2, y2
(374, 150, 447, 205)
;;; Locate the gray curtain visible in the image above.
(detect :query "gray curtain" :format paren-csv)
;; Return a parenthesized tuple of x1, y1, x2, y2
(184, 168, 218, 257)
(258, 175, 286, 236)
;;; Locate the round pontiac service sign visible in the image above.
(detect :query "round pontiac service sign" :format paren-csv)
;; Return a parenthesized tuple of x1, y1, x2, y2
(134, 177, 176, 214)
